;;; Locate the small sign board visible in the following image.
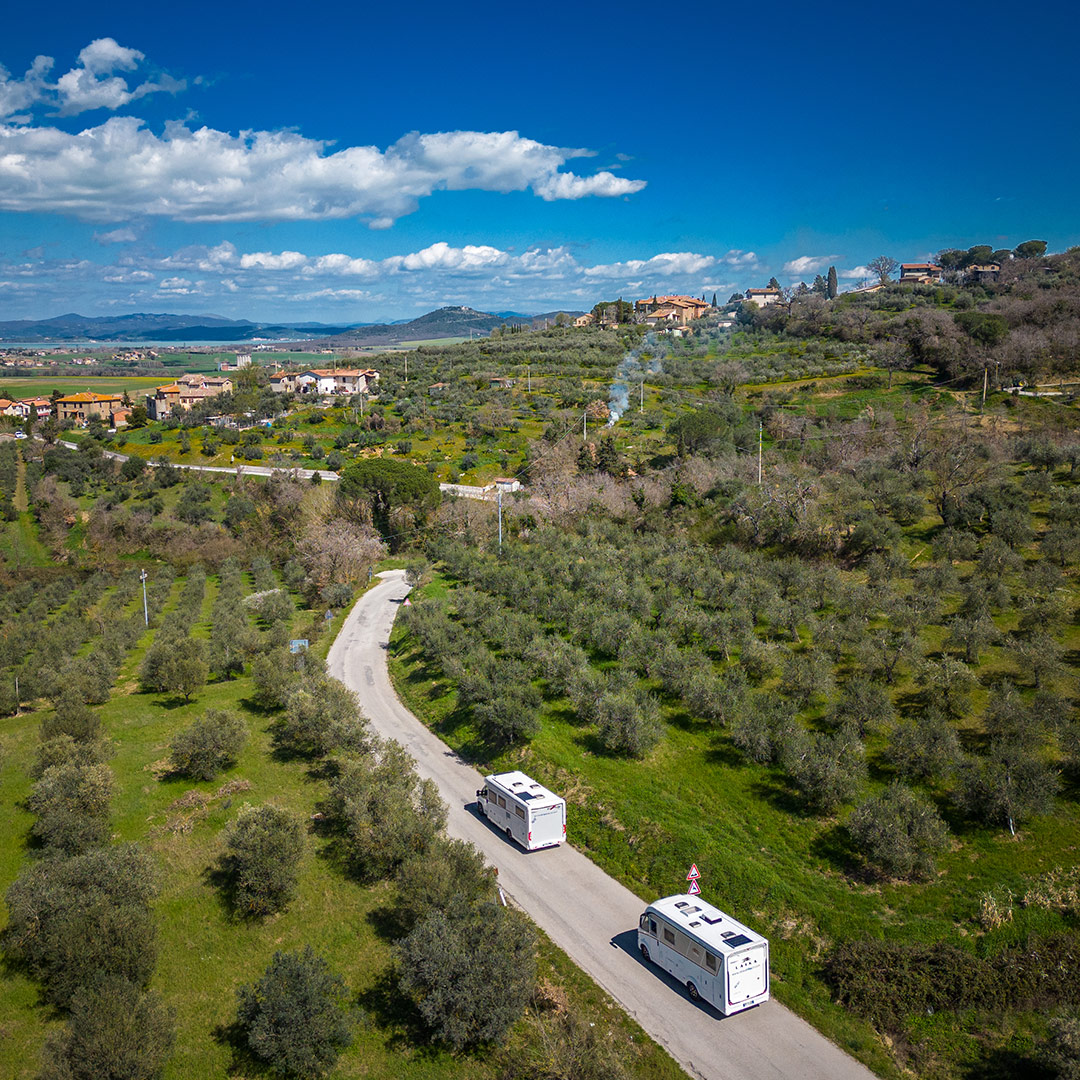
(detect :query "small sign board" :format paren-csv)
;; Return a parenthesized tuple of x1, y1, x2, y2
(325, 610, 333, 621)
(288, 639, 309, 654)
(687, 879, 701, 896)
(686, 864, 700, 881)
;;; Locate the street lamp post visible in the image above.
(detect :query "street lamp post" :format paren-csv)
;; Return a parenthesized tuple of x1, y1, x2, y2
(140, 569, 149, 627)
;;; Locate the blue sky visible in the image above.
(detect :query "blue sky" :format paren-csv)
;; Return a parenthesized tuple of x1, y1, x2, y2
(1, 0, 1077, 322)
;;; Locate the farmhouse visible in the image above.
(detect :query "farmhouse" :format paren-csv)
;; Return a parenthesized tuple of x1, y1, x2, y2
(743, 288, 782, 307)
(969, 263, 1002, 283)
(899, 263, 944, 284)
(270, 368, 379, 396)
(146, 374, 235, 420)
(55, 392, 124, 424)
(635, 295, 711, 324)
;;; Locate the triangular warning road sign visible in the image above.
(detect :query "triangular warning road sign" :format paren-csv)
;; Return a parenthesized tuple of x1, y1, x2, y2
(687, 879, 701, 895)
(686, 864, 700, 880)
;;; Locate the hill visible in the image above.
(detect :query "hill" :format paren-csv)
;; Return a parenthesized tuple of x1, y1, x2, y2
(0, 306, 584, 346)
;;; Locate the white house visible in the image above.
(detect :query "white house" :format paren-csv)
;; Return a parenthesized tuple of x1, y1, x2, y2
(271, 368, 380, 395)
(744, 288, 782, 307)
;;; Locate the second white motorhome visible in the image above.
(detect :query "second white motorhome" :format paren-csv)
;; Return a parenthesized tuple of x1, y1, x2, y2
(638, 894, 769, 1015)
(476, 771, 565, 851)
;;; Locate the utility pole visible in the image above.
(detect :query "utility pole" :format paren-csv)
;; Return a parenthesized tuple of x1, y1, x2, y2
(404, 355, 408, 384)
(527, 365, 531, 392)
(140, 568, 149, 627)
(640, 380, 644, 413)
(498, 487, 503, 551)
(758, 421, 763, 486)
(982, 366, 989, 409)
(583, 409, 587, 440)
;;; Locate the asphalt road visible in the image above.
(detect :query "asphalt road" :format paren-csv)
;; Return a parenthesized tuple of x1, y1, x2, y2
(327, 571, 877, 1080)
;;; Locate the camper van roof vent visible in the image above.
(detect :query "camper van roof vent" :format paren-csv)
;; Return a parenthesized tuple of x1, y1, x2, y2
(701, 915, 723, 925)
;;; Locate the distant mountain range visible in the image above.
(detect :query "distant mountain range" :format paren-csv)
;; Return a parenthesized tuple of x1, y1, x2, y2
(0, 307, 585, 345)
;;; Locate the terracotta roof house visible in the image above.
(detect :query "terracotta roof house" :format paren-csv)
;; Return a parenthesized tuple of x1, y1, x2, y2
(969, 263, 1002, 283)
(56, 392, 124, 423)
(899, 263, 944, 284)
(635, 295, 711, 323)
(743, 288, 782, 308)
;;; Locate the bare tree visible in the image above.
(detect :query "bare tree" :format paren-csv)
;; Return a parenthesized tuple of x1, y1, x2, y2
(867, 255, 899, 285)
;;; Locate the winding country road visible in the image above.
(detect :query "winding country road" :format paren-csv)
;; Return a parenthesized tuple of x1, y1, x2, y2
(327, 571, 877, 1080)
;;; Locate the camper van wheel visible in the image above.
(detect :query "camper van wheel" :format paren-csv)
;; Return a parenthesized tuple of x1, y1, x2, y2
(686, 981, 701, 1002)
(477, 801, 486, 817)
(639, 943, 651, 964)
(505, 828, 513, 841)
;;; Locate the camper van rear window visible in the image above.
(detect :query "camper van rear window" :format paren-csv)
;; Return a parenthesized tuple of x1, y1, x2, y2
(721, 934, 752, 949)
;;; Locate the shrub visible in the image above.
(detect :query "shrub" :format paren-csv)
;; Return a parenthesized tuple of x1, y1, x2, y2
(593, 686, 662, 758)
(781, 724, 866, 814)
(236, 947, 352, 1078)
(221, 804, 304, 917)
(847, 783, 949, 880)
(41, 690, 101, 743)
(397, 904, 536, 1049)
(28, 762, 113, 855)
(278, 675, 369, 758)
(324, 739, 446, 881)
(169, 709, 247, 780)
(3, 846, 157, 1007)
(39, 976, 175, 1080)
(1043, 1016, 1080, 1080)
(393, 837, 494, 933)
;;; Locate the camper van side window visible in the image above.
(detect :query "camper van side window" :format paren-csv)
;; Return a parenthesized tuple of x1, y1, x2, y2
(487, 789, 498, 804)
(497, 796, 506, 809)
(515, 806, 526, 820)
(663, 927, 676, 946)
(706, 952, 718, 972)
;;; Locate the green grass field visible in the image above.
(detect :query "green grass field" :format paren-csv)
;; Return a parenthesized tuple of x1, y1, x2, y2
(0, 376, 164, 398)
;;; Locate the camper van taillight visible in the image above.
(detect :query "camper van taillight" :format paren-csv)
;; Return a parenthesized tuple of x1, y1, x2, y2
(528, 831, 532, 842)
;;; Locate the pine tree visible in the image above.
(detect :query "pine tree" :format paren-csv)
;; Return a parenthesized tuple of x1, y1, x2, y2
(767, 276, 781, 291)
(827, 265, 839, 299)
(711, 293, 717, 306)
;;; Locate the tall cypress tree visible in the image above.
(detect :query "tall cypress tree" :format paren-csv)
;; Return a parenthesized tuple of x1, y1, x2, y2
(827, 265, 839, 299)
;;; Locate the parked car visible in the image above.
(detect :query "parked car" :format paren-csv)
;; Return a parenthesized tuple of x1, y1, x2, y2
(14, 430, 27, 439)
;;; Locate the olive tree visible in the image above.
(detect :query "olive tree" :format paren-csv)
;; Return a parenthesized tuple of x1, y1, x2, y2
(169, 709, 247, 780)
(236, 947, 352, 1078)
(847, 784, 949, 880)
(220, 805, 305, 917)
(40, 977, 175, 1080)
(397, 904, 536, 1049)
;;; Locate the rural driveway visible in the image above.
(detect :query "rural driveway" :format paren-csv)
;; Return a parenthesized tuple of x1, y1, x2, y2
(327, 571, 877, 1080)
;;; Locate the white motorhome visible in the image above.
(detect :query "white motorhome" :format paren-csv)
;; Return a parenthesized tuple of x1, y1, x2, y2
(637, 894, 769, 1015)
(476, 771, 566, 851)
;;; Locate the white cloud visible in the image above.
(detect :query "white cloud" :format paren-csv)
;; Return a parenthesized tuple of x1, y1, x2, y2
(94, 227, 137, 244)
(782, 254, 841, 277)
(240, 250, 308, 270)
(0, 119, 646, 225)
(102, 268, 153, 282)
(722, 249, 758, 266)
(583, 251, 717, 279)
(840, 265, 870, 279)
(0, 55, 53, 119)
(0, 39, 186, 119)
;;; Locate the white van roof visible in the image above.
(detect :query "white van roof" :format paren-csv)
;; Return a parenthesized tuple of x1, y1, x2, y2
(647, 894, 767, 952)
(485, 770, 563, 805)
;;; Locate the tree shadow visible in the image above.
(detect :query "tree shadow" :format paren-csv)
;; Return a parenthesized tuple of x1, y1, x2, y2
(366, 903, 409, 945)
(749, 776, 807, 817)
(703, 734, 744, 768)
(355, 968, 442, 1057)
(211, 1019, 277, 1079)
(960, 1046, 1049, 1080)
(149, 695, 191, 711)
(809, 823, 860, 877)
